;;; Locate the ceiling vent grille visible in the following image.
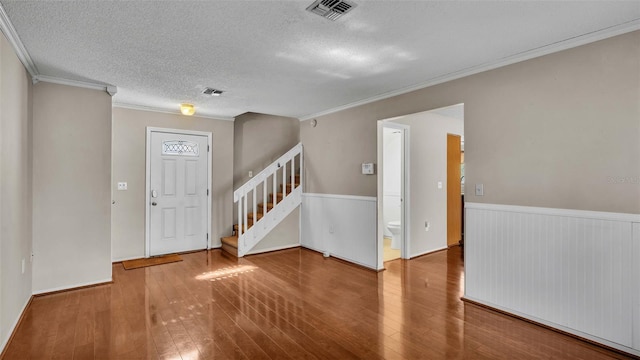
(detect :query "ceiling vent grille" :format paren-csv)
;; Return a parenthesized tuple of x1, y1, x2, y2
(202, 87, 224, 96)
(306, 0, 356, 21)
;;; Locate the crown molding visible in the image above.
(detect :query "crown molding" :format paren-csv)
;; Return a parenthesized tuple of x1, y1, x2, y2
(0, 2, 39, 77)
(33, 74, 115, 93)
(112, 102, 236, 121)
(298, 19, 640, 121)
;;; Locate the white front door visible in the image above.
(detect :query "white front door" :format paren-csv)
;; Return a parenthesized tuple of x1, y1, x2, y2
(149, 131, 209, 256)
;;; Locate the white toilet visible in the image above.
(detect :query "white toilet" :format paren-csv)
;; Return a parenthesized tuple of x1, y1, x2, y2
(387, 221, 401, 249)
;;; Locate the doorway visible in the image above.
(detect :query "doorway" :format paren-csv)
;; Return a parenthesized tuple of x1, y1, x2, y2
(145, 127, 212, 257)
(447, 134, 463, 247)
(377, 121, 410, 269)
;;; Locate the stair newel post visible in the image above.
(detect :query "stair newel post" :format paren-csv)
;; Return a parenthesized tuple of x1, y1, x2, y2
(291, 156, 295, 190)
(299, 145, 303, 190)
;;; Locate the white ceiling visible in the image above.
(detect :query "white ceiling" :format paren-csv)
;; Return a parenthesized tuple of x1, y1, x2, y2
(1, 1, 639, 120)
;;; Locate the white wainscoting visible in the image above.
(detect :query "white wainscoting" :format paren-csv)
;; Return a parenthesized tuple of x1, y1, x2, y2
(301, 193, 377, 269)
(465, 202, 640, 355)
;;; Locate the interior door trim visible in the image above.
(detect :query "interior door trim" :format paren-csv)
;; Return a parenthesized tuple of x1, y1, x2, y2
(145, 127, 213, 258)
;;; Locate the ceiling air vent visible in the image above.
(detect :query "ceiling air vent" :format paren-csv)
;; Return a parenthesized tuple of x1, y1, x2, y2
(306, 0, 356, 21)
(202, 87, 224, 96)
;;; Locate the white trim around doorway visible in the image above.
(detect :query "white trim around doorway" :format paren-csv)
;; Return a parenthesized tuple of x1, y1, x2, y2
(377, 121, 411, 270)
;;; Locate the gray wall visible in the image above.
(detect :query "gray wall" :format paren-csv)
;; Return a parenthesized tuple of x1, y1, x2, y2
(111, 108, 234, 261)
(0, 31, 33, 349)
(32, 82, 112, 293)
(301, 30, 640, 214)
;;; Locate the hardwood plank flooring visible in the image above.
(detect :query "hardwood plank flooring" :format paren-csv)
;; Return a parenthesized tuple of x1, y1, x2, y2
(2, 247, 633, 359)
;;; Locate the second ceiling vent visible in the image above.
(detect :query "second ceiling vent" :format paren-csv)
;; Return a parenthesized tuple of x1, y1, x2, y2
(203, 87, 224, 96)
(306, 0, 357, 21)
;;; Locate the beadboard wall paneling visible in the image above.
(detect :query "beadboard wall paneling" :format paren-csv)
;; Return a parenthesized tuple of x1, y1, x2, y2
(301, 194, 377, 269)
(465, 202, 639, 354)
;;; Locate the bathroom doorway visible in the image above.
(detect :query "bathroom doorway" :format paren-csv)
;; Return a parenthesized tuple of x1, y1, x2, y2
(377, 121, 410, 268)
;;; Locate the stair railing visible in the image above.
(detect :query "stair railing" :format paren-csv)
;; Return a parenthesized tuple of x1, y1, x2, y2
(234, 143, 303, 257)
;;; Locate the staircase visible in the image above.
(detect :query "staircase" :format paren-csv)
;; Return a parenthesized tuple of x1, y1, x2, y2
(221, 143, 303, 257)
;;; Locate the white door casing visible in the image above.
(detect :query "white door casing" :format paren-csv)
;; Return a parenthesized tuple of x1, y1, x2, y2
(377, 121, 411, 270)
(146, 128, 212, 257)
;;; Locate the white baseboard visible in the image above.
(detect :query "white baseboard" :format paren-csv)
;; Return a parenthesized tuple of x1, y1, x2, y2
(247, 243, 300, 255)
(410, 246, 447, 259)
(300, 245, 377, 270)
(112, 255, 144, 262)
(32, 278, 113, 296)
(0, 295, 32, 354)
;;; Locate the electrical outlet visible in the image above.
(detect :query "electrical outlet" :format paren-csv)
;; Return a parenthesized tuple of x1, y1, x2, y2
(117, 182, 128, 190)
(248, 171, 253, 178)
(21, 258, 25, 274)
(475, 183, 484, 196)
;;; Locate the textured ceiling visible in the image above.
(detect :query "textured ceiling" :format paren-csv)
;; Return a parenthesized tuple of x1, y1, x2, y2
(1, 1, 639, 119)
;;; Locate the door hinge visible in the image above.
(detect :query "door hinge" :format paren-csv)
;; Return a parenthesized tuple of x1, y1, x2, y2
(208, 145, 210, 152)
(207, 189, 209, 196)
(206, 233, 209, 240)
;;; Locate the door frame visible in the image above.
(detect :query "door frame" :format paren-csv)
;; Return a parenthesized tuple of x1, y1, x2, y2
(145, 127, 213, 258)
(376, 120, 411, 270)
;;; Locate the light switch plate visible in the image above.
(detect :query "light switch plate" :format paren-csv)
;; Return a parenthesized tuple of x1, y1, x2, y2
(117, 182, 128, 190)
(437, 181, 443, 189)
(475, 183, 484, 196)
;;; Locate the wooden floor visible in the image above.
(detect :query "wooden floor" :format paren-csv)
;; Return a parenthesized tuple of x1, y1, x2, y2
(2, 246, 632, 359)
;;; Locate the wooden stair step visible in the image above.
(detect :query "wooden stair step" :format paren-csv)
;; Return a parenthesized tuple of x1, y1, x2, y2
(233, 220, 254, 232)
(220, 236, 238, 257)
(270, 192, 285, 202)
(281, 183, 300, 191)
(247, 212, 264, 220)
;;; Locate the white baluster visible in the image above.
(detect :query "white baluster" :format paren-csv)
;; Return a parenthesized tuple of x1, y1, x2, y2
(283, 161, 287, 196)
(273, 171, 277, 206)
(252, 187, 257, 237)
(263, 179, 267, 216)
(237, 195, 242, 235)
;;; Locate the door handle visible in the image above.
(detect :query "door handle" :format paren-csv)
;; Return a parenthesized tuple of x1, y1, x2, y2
(151, 202, 157, 206)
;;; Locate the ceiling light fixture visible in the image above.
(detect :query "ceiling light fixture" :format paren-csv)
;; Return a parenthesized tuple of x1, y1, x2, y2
(180, 103, 195, 116)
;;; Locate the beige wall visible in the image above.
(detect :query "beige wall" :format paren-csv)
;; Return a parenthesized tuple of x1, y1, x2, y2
(32, 82, 112, 293)
(233, 112, 299, 188)
(393, 111, 463, 257)
(0, 32, 33, 350)
(302, 31, 640, 214)
(111, 108, 234, 261)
